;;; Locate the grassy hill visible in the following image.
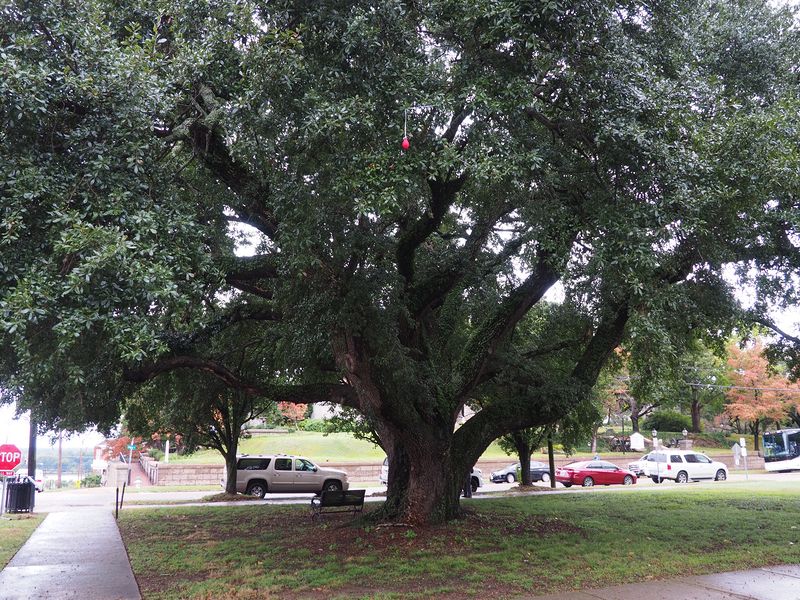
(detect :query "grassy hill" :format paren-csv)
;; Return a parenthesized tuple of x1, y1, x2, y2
(167, 431, 511, 464)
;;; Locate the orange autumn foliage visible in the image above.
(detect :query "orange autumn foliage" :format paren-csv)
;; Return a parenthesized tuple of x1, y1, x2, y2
(277, 402, 307, 422)
(724, 340, 800, 424)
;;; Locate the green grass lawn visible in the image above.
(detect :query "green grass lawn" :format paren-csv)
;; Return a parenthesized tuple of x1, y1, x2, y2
(119, 480, 800, 599)
(167, 431, 511, 464)
(0, 514, 45, 569)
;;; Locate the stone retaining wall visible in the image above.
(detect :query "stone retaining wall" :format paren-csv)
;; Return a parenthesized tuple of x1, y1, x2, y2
(139, 456, 224, 486)
(135, 451, 760, 486)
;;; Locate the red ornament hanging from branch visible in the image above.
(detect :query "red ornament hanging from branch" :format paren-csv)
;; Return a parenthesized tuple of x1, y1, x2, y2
(400, 104, 434, 152)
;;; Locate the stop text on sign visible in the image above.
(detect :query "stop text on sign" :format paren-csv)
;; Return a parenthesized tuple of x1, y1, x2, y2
(0, 450, 21, 462)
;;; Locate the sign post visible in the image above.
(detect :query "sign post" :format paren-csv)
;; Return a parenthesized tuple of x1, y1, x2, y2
(126, 444, 136, 486)
(740, 437, 749, 481)
(0, 444, 23, 517)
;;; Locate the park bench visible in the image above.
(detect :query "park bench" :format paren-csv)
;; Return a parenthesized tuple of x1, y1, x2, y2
(310, 489, 365, 521)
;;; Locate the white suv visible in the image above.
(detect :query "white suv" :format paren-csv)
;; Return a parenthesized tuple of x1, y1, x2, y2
(645, 450, 728, 483)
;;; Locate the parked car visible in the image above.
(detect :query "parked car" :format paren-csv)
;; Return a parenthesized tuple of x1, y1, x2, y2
(627, 454, 650, 476)
(525, 461, 551, 483)
(491, 463, 519, 483)
(555, 460, 637, 487)
(490, 461, 551, 483)
(222, 454, 350, 498)
(379, 458, 483, 493)
(645, 450, 728, 483)
(467, 467, 484, 493)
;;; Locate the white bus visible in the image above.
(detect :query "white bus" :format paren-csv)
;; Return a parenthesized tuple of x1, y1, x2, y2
(762, 429, 800, 472)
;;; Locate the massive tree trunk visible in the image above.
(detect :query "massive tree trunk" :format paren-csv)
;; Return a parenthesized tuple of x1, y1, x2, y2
(379, 429, 466, 524)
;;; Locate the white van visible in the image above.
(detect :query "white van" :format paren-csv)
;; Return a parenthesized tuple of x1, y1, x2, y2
(645, 450, 728, 483)
(380, 457, 388, 485)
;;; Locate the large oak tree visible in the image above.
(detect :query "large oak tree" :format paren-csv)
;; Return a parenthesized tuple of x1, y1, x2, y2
(2, 0, 800, 523)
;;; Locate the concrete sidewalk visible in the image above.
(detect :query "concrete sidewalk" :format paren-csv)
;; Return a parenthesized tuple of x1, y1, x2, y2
(533, 564, 800, 599)
(0, 509, 140, 600)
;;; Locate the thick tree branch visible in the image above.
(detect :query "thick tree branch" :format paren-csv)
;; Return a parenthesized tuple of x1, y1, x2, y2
(395, 174, 467, 284)
(408, 205, 520, 317)
(453, 297, 631, 467)
(442, 106, 471, 143)
(221, 255, 279, 300)
(454, 257, 561, 399)
(173, 85, 279, 238)
(226, 281, 276, 301)
(222, 254, 279, 281)
(123, 357, 359, 408)
(749, 316, 800, 345)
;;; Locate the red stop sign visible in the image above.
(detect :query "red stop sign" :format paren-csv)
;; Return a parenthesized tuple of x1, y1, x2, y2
(0, 444, 23, 472)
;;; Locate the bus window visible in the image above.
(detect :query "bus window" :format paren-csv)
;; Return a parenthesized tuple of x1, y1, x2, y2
(787, 431, 800, 459)
(763, 429, 800, 471)
(763, 432, 787, 460)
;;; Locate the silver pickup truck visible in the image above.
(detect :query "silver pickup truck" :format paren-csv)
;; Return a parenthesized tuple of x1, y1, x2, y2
(223, 454, 350, 498)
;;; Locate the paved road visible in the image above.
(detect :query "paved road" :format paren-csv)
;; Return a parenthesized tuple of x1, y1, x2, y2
(26, 470, 800, 513)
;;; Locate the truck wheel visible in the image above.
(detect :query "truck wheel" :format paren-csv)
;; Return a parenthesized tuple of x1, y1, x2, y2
(323, 480, 342, 492)
(246, 481, 267, 498)
(676, 471, 688, 484)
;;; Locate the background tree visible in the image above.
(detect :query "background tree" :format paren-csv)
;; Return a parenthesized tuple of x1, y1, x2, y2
(725, 339, 800, 451)
(124, 322, 280, 494)
(680, 342, 729, 432)
(497, 428, 548, 486)
(126, 376, 274, 495)
(277, 402, 307, 431)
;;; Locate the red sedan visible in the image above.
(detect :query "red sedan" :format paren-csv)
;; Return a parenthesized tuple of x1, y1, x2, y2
(555, 460, 637, 488)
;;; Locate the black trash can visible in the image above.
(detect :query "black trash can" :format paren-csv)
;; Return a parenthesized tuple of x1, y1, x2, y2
(6, 480, 35, 513)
